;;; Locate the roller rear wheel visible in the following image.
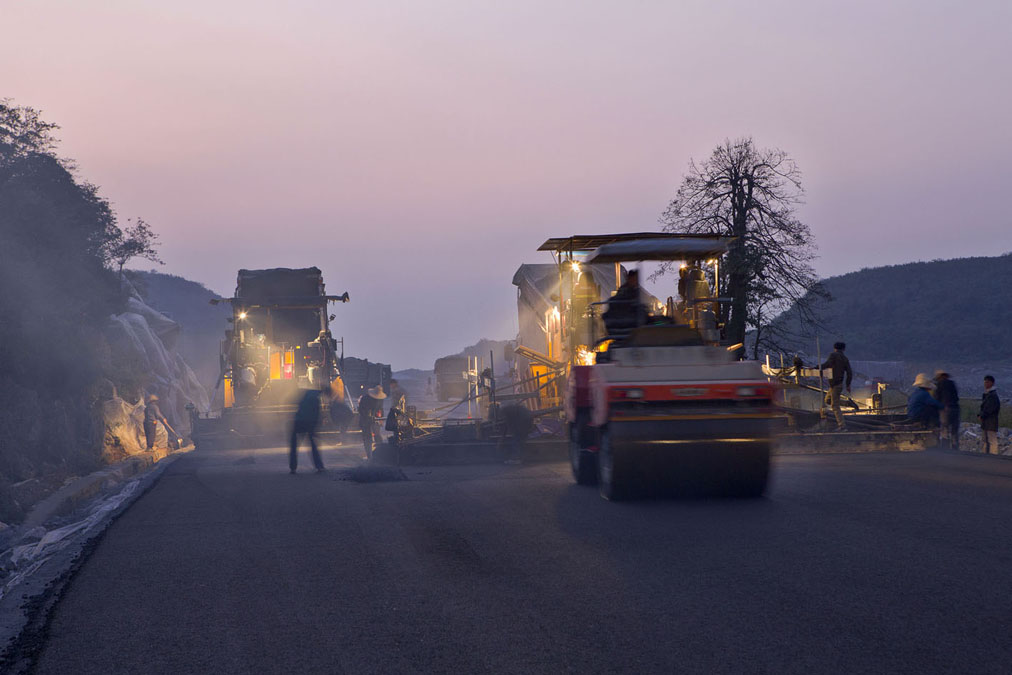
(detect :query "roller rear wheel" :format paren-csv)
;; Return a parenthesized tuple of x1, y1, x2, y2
(598, 429, 636, 500)
(569, 415, 598, 485)
(570, 442, 598, 485)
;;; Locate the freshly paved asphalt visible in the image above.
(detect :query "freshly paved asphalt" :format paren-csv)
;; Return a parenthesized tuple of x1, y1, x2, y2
(34, 446, 1012, 674)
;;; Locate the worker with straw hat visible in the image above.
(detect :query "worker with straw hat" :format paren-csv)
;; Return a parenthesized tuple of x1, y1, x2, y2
(144, 394, 179, 451)
(907, 373, 943, 429)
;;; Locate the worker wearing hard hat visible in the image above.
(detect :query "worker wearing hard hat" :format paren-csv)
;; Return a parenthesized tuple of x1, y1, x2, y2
(144, 395, 174, 451)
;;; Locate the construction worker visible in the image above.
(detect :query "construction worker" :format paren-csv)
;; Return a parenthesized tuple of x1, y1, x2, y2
(907, 373, 943, 428)
(500, 403, 534, 465)
(819, 342, 853, 431)
(933, 371, 960, 449)
(290, 385, 330, 474)
(144, 394, 172, 451)
(979, 375, 1001, 454)
(603, 269, 647, 338)
(358, 385, 387, 461)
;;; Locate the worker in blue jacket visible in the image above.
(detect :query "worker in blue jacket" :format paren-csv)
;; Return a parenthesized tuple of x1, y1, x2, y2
(907, 373, 943, 428)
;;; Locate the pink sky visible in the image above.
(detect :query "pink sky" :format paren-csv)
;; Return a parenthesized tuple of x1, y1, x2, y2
(3, 0, 1010, 368)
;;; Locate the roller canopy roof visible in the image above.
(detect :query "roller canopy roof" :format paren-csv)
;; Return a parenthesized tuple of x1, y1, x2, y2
(585, 236, 733, 263)
(538, 232, 714, 253)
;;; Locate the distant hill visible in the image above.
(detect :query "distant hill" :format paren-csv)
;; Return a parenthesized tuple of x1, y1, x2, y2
(766, 253, 1012, 364)
(128, 270, 230, 389)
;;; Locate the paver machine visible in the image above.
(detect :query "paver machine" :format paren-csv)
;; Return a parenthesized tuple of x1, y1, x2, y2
(191, 267, 350, 449)
(565, 237, 782, 499)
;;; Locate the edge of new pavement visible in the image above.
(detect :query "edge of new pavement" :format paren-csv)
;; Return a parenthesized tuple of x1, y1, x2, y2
(0, 448, 190, 674)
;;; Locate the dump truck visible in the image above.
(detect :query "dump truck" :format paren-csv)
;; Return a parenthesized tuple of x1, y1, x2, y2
(565, 237, 781, 499)
(190, 267, 349, 449)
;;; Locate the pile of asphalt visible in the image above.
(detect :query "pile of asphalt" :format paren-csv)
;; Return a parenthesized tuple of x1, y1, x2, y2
(330, 466, 408, 483)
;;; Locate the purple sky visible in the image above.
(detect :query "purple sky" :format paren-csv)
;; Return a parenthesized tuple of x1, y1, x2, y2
(4, 1, 1010, 368)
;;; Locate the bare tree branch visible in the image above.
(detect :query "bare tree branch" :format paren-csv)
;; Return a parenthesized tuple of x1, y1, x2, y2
(659, 137, 826, 356)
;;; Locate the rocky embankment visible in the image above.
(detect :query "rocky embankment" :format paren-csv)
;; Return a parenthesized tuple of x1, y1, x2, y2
(0, 280, 207, 526)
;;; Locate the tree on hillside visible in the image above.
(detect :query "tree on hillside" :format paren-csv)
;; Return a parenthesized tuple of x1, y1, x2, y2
(105, 217, 163, 276)
(660, 137, 827, 358)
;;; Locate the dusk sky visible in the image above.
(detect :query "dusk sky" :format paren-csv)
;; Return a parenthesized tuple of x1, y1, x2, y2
(3, 0, 1010, 368)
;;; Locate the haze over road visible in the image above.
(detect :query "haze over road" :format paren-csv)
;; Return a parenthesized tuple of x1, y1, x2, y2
(36, 448, 1012, 673)
(5, 1, 1011, 367)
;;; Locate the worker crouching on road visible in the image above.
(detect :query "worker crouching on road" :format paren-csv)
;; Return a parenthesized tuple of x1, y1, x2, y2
(358, 386, 386, 461)
(290, 385, 331, 474)
(979, 375, 1001, 455)
(819, 342, 853, 431)
(908, 373, 943, 429)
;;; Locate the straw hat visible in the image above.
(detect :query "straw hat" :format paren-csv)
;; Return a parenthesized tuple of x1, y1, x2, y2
(934, 369, 949, 378)
(912, 373, 934, 389)
(367, 386, 387, 400)
(147, 394, 159, 403)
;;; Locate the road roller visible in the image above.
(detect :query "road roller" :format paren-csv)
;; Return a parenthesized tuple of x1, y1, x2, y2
(564, 236, 781, 499)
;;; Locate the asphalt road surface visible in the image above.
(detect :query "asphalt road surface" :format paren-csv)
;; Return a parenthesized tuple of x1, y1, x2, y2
(34, 447, 1012, 674)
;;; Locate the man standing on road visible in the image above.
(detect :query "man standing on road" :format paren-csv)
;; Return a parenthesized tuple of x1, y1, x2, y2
(934, 371, 960, 449)
(290, 386, 329, 474)
(820, 342, 853, 431)
(979, 375, 1001, 455)
(358, 385, 386, 461)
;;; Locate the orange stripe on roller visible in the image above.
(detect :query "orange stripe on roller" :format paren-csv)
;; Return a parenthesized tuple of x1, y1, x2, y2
(608, 383, 776, 402)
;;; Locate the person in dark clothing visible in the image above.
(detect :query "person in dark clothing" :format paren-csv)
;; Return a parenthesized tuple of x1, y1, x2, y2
(979, 375, 1001, 455)
(358, 385, 387, 461)
(907, 373, 943, 428)
(143, 395, 172, 450)
(602, 269, 647, 338)
(933, 370, 960, 449)
(819, 342, 853, 431)
(290, 387, 329, 473)
(500, 403, 535, 464)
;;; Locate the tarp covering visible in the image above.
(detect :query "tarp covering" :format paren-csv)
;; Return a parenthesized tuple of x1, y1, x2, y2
(102, 279, 210, 453)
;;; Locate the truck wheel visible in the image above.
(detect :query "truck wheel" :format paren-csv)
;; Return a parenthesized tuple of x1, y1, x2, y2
(598, 429, 634, 500)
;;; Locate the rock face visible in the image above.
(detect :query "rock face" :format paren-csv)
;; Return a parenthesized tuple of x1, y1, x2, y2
(101, 280, 210, 459)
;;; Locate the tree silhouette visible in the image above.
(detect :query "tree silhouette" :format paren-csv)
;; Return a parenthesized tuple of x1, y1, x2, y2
(105, 217, 163, 276)
(660, 137, 827, 358)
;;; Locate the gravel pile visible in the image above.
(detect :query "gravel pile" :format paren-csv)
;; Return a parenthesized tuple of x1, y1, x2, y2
(958, 423, 1011, 456)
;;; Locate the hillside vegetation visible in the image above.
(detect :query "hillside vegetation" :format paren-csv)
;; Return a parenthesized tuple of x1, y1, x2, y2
(0, 102, 170, 521)
(768, 254, 1012, 363)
